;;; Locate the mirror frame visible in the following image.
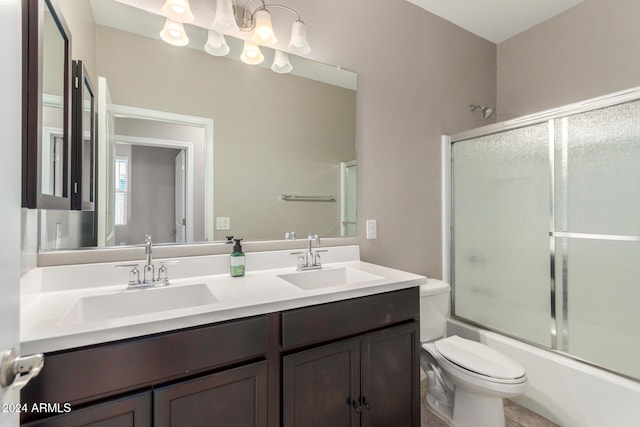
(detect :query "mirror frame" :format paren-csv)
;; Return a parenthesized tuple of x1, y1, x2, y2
(22, 0, 72, 209)
(71, 60, 96, 212)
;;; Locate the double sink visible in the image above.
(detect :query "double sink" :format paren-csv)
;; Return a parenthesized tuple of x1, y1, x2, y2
(60, 267, 383, 326)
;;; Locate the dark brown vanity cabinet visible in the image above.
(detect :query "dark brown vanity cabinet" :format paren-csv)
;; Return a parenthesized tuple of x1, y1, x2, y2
(281, 287, 420, 427)
(21, 287, 420, 427)
(21, 315, 269, 426)
(282, 322, 419, 427)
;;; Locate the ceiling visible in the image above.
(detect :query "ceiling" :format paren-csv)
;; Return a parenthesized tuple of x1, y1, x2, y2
(406, 0, 584, 43)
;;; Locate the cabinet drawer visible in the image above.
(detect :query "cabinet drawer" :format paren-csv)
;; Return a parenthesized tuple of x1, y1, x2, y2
(22, 391, 152, 427)
(22, 316, 268, 410)
(281, 287, 419, 350)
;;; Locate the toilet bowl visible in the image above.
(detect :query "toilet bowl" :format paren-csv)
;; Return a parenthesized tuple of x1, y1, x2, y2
(420, 279, 527, 427)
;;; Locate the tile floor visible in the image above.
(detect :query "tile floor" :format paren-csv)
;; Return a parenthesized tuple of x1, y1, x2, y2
(420, 373, 559, 427)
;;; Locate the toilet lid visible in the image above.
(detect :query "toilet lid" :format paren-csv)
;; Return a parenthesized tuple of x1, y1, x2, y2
(434, 336, 525, 380)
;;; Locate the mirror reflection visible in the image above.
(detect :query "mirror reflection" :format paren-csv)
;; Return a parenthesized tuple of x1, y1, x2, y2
(41, 4, 66, 197)
(39, 0, 357, 251)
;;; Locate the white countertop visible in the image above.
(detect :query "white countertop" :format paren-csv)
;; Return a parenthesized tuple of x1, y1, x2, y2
(21, 246, 426, 354)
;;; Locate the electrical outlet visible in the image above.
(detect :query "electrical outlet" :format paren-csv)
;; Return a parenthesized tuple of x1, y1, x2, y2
(216, 217, 230, 230)
(366, 219, 377, 239)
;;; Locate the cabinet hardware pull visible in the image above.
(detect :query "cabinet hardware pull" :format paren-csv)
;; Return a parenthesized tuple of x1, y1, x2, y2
(362, 396, 371, 409)
(352, 399, 362, 413)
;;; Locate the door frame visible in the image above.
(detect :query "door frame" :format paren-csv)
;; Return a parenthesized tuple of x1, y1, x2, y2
(104, 103, 214, 242)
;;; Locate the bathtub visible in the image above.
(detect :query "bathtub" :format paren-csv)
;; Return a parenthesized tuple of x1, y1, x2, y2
(447, 319, 640, 427)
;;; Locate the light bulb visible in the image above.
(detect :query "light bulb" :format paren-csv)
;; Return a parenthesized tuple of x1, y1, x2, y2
(251, 9, 276, 46)
(288, 20, 310, 54)
(160, 19, 189, 46)
(204, 30, 230, 56)
(212, 0, 240, 35)
(240, 41, 264, 65)
(271, 50, 292, 74)
(161, 0, 194, 24)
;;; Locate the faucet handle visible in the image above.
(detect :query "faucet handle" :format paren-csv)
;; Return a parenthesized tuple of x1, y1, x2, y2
(157, 260, 179, 285)
(157, 263, 169, 284)
(116, 264, 140, 286)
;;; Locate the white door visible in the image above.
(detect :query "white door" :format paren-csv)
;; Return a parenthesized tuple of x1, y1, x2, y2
(174, 150, 187, 242)
(2, 1, 26, 424)
(97, 77, 116, 246)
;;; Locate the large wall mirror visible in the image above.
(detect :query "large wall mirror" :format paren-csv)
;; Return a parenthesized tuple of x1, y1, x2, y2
(38, 0, 357, 253)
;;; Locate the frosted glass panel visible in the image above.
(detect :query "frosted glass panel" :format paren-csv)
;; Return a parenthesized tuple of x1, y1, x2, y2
(452, 123, 551, 347)
(555, 100, 640, 235)
(556, 238, 640, 378)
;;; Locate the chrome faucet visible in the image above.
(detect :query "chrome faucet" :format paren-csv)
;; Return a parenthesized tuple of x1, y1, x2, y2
(143, 234, 155, 284)
(291, 233, 327, 271)
(116, 234, 178, 289)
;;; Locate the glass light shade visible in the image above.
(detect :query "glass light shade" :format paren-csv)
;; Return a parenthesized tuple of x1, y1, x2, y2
(271, 50, 292, 74)
(161, 0, 194, 23)
(288, 20, 310, 54)
(251, 9, 277, 46)
(240, 41, 264, 65)
(212, 0, 239, 35)
(204, 30, 230, 56)
(160, 19, 189, 46)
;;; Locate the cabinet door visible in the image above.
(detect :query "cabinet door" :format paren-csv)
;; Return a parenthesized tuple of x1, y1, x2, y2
(21, 391, 151, 427)
(361, 323, 420, 427)
(154, 361, 267, 427)
(282, 337, 360, 427)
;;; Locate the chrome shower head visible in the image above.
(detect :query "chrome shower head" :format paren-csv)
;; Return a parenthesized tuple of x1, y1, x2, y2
(469, 104, 495, 119)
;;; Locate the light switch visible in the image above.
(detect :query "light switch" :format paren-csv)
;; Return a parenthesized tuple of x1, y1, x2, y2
(216, 217, 230, 230)
(366, 219, 377, 239)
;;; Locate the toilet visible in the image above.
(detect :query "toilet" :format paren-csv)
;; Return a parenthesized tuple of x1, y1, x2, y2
(420, 279, 527, 427)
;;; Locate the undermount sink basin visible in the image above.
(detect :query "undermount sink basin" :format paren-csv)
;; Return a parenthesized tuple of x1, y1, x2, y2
(59, 283, 218, 326)
(278, 267, 383, 291)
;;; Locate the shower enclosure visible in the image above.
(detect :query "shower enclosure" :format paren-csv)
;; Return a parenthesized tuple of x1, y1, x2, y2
(445, 88, 640, 381)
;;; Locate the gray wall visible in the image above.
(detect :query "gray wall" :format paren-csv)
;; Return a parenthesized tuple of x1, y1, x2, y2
(58, 0, 96, 80)
(497, 0, 640, 120)
(130, 145, 180, 244)
(304, 0, 497, 277)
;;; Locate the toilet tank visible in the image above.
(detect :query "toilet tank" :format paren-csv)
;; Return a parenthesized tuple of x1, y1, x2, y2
(420, 279, 451, 342)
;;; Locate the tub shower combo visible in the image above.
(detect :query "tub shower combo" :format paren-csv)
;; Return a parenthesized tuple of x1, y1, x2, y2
(446, 88, 640, 382)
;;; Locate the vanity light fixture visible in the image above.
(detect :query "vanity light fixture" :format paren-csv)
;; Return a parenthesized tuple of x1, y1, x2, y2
(159, 0, 310, 73)
(160, 18, 190, 46)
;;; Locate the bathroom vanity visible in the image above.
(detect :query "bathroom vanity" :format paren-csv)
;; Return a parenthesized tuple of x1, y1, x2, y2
(19, 246, 424, 426)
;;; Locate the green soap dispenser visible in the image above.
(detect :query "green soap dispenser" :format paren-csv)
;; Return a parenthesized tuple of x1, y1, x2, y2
(230, 238, 245, 277)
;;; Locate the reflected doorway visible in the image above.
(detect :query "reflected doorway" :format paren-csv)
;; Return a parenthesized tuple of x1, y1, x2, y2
(114, 142, 188, 245)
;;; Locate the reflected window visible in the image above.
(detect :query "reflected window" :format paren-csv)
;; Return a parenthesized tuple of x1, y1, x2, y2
(115, 156, 128, 225)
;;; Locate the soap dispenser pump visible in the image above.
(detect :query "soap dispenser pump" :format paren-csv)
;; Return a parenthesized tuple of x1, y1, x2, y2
(230, 238, 245, 277)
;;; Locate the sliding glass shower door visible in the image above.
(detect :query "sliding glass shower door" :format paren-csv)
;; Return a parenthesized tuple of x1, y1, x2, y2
(452, 123, 552, 347)
(451, 92, 640, 380)
(552, 100, 640, 378)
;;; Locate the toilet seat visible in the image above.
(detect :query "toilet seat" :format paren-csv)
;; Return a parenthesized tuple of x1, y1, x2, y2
(433, 336, 526, 384)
